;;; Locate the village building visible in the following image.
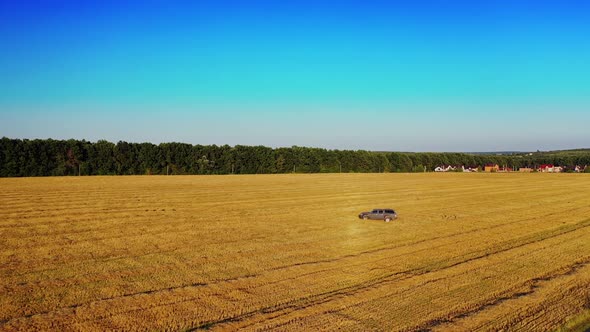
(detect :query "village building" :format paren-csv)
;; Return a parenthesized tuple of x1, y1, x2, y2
(431, 163, 581, 173)
(462, 165, 479, 172)
(538, 164, 555, 172)
(434, 165, 456, 172)
(484, 164, 499, 172)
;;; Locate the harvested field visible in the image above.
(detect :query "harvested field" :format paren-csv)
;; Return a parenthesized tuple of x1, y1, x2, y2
(1, 173, 590, 331)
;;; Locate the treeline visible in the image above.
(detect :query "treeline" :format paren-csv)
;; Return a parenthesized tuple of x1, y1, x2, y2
(1, 137, 590, 177)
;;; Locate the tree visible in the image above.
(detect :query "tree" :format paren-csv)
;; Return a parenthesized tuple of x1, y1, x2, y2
(114, 141, 134, 175)
(3, 137, 590, 177)
(411, 164, 425, 173)
(94, 140, 115, 175)
(138, 143, 159, 175)
(197, 155, 213, 173)
(388, 153, 413, 172)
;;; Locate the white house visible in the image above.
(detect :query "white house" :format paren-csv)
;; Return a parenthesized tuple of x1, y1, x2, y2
(462, 166, 479, 172)
(435, 165, 456, 172)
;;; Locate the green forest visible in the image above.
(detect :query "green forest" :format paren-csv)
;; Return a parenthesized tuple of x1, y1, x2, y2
(1, 137, 589, 177)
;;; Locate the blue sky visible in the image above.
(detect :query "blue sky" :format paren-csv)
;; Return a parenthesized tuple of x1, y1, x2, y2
(0, 1, 589, 151)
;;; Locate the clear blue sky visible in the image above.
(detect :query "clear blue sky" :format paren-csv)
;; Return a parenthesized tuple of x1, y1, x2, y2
(1, 1, 589, 151)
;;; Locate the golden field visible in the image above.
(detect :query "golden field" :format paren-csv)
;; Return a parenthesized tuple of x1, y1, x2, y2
(1, 173, 590, 331)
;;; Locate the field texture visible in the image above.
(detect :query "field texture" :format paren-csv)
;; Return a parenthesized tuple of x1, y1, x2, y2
(1, 174, 590, 331)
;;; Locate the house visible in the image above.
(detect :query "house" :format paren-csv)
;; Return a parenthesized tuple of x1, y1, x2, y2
(435, 165, 456, 172)
(519, 167, 533, 173)
(484, 164, 499, 172)
(578, 165, 589, 172)
(461, 165, 478, 172)
(498, 166, 513, 172)
(538, 164, 554, 172)
(553, 166, 563, 173)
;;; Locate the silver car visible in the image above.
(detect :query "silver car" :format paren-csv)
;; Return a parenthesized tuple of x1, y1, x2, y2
(358, 209, 398, 222)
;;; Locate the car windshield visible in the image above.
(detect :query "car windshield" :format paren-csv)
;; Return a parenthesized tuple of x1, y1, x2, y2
(371, 209, 379, 213)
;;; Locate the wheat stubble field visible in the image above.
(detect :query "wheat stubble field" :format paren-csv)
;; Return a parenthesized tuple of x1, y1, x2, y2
(1, 174, 590, 331)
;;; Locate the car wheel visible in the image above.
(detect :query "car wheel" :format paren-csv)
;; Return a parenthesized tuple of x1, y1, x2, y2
(363, 216, 369, 221)
(385, 217, 391, 222)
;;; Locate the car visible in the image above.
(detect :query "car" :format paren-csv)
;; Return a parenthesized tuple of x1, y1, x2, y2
(358, 209, 398, 222)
